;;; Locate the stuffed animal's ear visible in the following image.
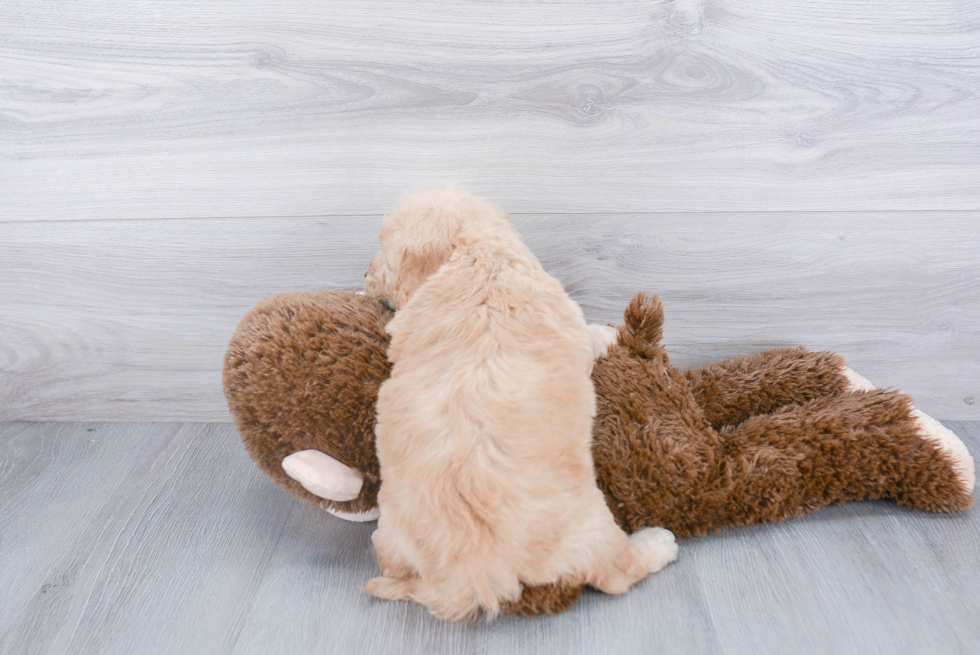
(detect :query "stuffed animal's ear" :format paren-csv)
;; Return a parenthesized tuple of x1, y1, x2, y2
(618, 292, 665, 358)
(282, 450, 364, 501)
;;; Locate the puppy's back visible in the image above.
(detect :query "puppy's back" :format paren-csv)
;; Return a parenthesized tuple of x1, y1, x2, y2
(371, 243, 604, 619)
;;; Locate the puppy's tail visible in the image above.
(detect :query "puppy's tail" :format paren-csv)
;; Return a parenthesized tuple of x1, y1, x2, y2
(618, 292, 665, 359)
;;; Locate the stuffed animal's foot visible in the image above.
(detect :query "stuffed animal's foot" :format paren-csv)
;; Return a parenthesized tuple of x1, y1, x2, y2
(841, 368, 975, 493)
(842, 366, 877, 392)
(281, 450, 364, 501)
(911, 409, 976, 493)
(629, 527, 678, 573)
(586, 324, 618, 360)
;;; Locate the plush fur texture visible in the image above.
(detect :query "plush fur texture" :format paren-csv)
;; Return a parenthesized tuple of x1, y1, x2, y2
(224, 291, 975, 617)
(359, 187, 669, 620)
(224, 291, 391, 517)
(595, 294, 972, 535)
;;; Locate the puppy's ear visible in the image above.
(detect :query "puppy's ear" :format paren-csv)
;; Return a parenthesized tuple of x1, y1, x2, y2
(393, 232, 459, 307)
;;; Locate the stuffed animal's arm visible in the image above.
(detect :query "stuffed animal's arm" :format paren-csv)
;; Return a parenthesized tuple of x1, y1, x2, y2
(683, 347, 852, 429)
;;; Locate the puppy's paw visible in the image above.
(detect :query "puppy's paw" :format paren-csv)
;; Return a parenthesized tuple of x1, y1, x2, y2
(842, 366, 876, 392)
(364, 576, 413, 601)
(911, 409, 976, 493)
(586, 323, 619, 360)
(629, 527, 678, 573)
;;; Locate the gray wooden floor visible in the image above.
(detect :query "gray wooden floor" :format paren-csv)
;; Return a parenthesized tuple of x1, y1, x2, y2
(2, 422, 978, 655)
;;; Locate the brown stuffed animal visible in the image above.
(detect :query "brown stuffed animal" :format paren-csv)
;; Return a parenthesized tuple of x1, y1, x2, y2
(223, 290, 975, 616)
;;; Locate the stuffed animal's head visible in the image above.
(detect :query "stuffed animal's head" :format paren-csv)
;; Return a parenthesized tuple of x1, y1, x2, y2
(223, 291, 394, 519)
(223, 288, 675, 530)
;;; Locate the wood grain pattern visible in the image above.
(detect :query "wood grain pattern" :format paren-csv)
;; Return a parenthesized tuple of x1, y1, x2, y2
(1, 422, 977, 654)
(2, 212, 978, 421)
(0, 422, 294, 655)
(2, 0, 980, 220)
(0, 423, 159, 628)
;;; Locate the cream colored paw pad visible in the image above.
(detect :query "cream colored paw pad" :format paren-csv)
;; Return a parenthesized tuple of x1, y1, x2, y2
(629, 527, 679, 573)
(842, 366, 876, 392)
(912, 409, 976, 493)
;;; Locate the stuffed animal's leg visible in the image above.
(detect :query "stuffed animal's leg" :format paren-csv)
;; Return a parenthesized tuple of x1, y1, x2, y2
(817, 370, 974, 492)
(683, 347, 852, 429)
(693, 390, 973, 533)
(501, 582, 582, 617)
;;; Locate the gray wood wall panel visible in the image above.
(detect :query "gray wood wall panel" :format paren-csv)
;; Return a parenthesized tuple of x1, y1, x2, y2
(3, 0, 980, 220)
(2, 0, 979, 422)
(1, 213, 978, 421)
(1, 422, 978, 654)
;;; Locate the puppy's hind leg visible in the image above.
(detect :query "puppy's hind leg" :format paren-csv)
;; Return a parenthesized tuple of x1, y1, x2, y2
(368, 524, 423, 600)
(364, 575, 417, 602)
(588, 527, 679, 595)
(629, 527, 678, 573)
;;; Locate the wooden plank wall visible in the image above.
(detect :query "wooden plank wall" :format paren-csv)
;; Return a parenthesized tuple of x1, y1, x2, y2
(1, 0, 979, 420)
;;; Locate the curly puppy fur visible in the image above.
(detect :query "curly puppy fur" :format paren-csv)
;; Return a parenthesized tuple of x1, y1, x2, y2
(361, 187, 668, 620)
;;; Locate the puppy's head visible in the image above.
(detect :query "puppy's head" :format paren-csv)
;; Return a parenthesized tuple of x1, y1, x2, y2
(365, 186, 510, 308)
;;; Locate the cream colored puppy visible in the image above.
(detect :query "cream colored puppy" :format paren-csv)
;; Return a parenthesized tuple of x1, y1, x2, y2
(363, 186, 677, 620)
